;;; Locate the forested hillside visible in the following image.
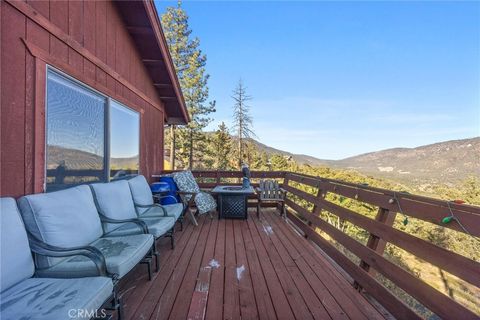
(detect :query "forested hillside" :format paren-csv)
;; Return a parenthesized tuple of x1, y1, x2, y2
(247, 137, 480, 187)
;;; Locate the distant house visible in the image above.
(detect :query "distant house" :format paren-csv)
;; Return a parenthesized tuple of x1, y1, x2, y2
(1, 0, 188, 197)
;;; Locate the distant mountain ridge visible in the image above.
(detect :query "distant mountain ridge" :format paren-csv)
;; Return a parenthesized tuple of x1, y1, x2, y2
(47, 145, 138, 170)
(49, 136, 478, 186)
(250, 137, 480, 185)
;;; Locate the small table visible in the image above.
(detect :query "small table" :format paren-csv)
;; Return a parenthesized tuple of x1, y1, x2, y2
(211, 186, 255, 219)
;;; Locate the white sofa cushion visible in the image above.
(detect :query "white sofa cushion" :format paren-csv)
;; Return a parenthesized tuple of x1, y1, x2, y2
(35, 234, 153, 279)
(17, 186, 103, 268)
(0, 276, 113, 320)
(0, 198, 35, 292)
(90, 180, 137, 233)
(127, 175, 154, 215)
(108, 217, 175, 238)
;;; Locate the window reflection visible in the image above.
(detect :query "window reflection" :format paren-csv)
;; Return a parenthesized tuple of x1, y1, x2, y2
(110, 101, 140, 180)
(46, 71, 106, 191)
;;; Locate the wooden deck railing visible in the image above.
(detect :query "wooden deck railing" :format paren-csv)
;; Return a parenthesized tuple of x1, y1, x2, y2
(160, 170, 480, 319)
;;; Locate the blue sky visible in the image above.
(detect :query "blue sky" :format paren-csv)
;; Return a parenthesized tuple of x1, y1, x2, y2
(155, 1, 480, 160)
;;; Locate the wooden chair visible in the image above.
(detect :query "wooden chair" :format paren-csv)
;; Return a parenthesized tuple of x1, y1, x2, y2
(172, 171, 217, 226)
(255, 179, 287, 218)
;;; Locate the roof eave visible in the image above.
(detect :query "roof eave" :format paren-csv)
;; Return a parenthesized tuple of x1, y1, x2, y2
(142, 0, 190, 124)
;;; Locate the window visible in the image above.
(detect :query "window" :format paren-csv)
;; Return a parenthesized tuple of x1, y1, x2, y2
(46, 68, 140, 191)
(110, 101, 140, 180)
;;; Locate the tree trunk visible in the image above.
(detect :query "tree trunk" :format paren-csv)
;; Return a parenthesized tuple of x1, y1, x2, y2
(170, 125, 176, 170)
(238, 139, 242, 169)
(189, 128, 193, 169)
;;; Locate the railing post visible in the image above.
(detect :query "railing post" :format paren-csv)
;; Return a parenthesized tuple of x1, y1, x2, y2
(310, 180, 325, 228)
(281, 173, 290, 214)
(354, 207, 397, 289)
(216, 170, 220, 185)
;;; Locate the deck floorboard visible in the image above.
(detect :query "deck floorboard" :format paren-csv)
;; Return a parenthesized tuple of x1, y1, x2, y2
(118, 209, 386, 320)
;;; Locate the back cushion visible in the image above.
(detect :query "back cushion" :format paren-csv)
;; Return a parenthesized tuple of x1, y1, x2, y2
(1, 198, 35, 292)
(90, 180, 137, 232)
(18, 185, 103, 252)
(173, 171, 200, 193)
(127, 175, 153, 215)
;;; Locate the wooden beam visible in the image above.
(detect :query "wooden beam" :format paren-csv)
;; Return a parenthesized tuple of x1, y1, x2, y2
(359, 208, 396, 273)
(126, 26, 154, 35)
(154, 83, 172, 88)
(143, 59, 164, 64)
(142, 0, 190, 122)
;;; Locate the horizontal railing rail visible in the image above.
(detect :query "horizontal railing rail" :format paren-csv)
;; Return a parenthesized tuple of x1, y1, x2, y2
(157, 170, 480, 319)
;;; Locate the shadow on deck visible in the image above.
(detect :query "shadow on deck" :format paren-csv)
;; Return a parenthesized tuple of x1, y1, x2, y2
(118, 209, 387, 320)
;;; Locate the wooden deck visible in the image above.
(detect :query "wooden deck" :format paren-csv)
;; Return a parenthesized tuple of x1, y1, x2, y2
(118, 209, 387, 320)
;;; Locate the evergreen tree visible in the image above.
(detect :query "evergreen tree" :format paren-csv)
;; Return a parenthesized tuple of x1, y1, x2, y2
(161, 1, 215, 169)
(269, 154, 289, 170)
(211, 122, 233, 169)
(231, 79, 255, 169)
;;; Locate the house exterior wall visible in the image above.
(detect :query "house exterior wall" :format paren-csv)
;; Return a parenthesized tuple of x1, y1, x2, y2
(1, 0, 166, 197)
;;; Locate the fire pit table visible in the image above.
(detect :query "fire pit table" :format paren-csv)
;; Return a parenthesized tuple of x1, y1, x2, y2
(211, 185, 255, 219)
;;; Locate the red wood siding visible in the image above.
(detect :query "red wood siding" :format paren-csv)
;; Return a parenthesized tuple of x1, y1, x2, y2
(1, 0, 166, 197)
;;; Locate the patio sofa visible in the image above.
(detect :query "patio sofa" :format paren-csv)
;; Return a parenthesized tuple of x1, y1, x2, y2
(17, 185, 154, 281)
(0, 197, 117, 320)
(90, 179, 176, 272)
(126, 175, 184, 229)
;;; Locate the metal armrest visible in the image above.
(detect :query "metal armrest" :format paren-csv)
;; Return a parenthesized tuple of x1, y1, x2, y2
(134, 202, 171, 217)
(27, 234, 108, 277)
(99, 215, 149, 234)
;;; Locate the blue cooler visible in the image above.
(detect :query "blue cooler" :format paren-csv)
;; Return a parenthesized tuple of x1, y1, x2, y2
(152, 177, 180, 205)
(150, 182, 170, 204)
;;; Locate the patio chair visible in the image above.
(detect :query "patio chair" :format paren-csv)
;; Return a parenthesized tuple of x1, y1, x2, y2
(126, 175, 184, 230)
(256, 179, 287, 218)
(172, 170, 217, 226)
(90, 179, 176, 272)
(0, 197, 119, 320)
(17, 185, 154, 282)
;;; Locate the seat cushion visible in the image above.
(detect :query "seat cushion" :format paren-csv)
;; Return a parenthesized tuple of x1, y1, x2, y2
(35, 234, 153, 279)
(90, 180, 138, 233)
(0, 198, 35, 292)
(0, 276, 113, 320)
(141, 203, 183, 221)
(127, 175, 154, 215)
(107, 217, 175, 238)
(172, 171, 200, 200)
(17, 185, 103, 269)
(195, 192, 217, 215)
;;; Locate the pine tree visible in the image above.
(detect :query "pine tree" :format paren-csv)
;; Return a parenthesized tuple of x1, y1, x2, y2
(269, 154, 289, 170)
(211, 122, 233, 169)
(161, 1, 215, 169)
(231, 80, 255, 169)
